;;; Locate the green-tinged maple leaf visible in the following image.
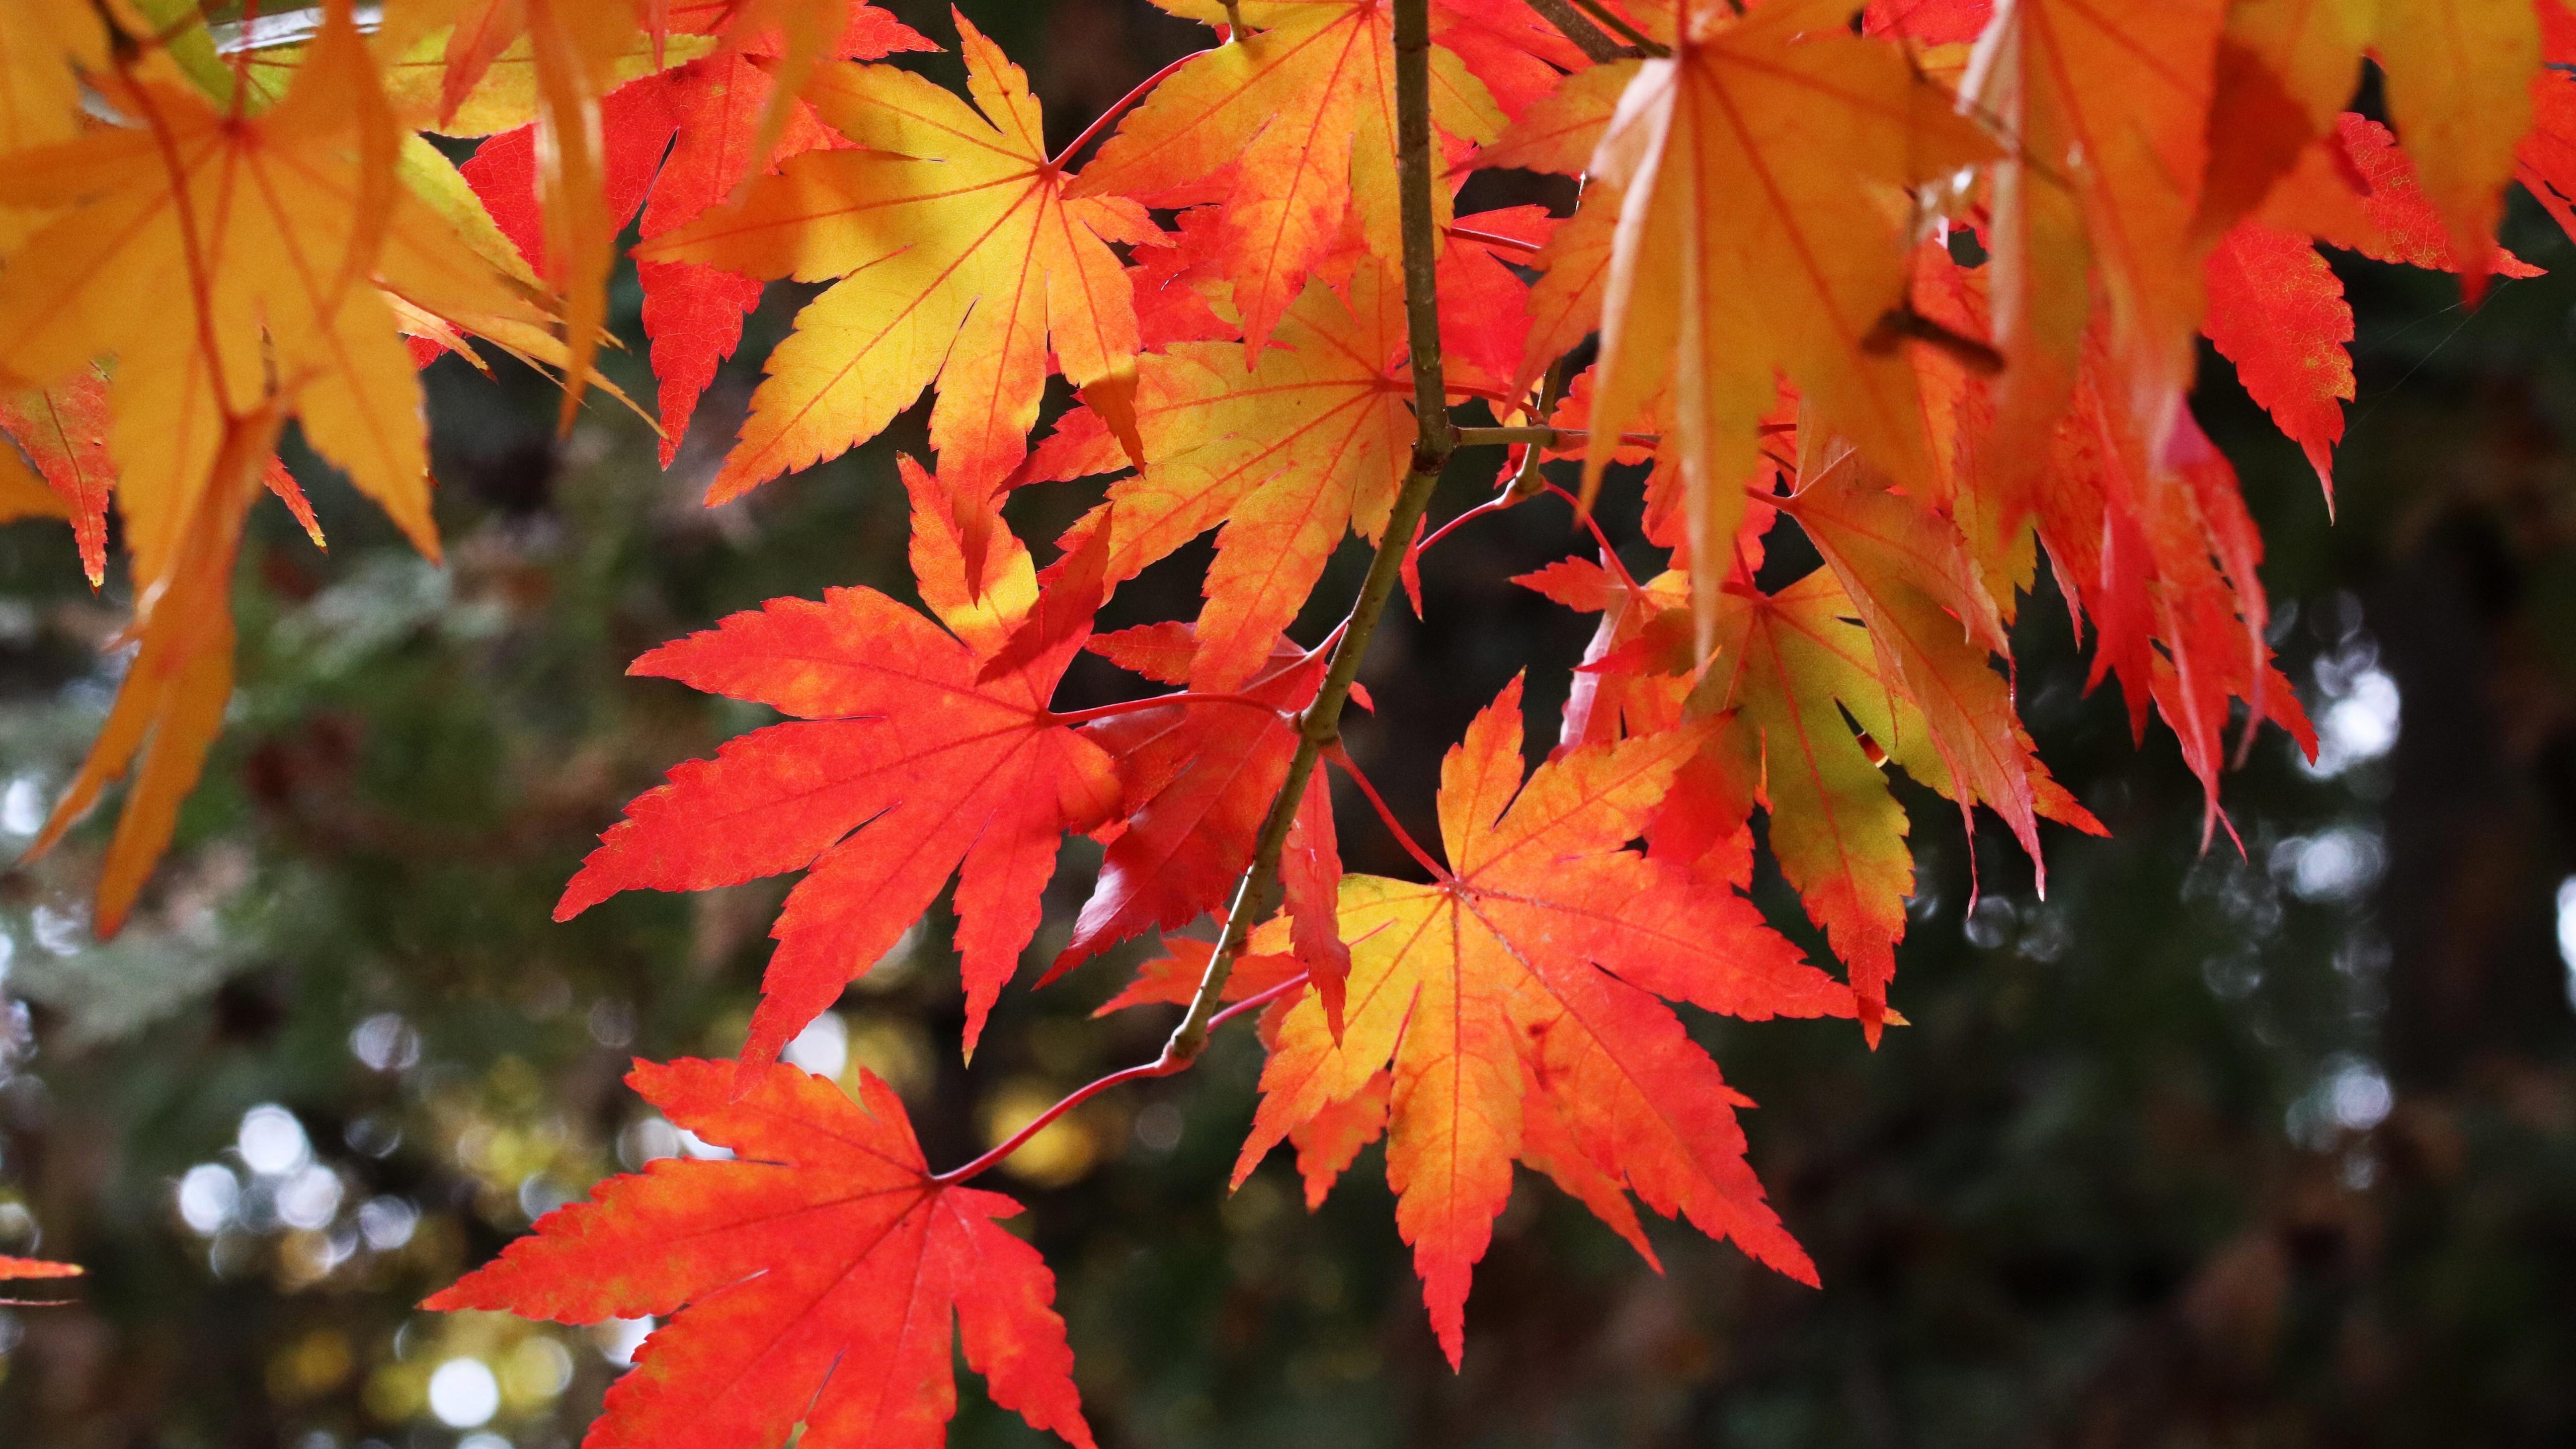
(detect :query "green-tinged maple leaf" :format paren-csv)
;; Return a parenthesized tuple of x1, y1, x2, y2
(553, 458, 1120, 1061)
(642, 10, 1152, 507)
(1236, 677, 1852, 1366)
(1677, 568, 1915, 1037)
(1066, 0, 1505, 356)
(1580, 0, 1991, 651)
(1773, 439, 2054, 881)
(430, 1059, 1093, 1449)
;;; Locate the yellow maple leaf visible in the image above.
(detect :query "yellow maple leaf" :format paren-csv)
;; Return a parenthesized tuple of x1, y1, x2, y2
(0, 1, 551, 930)
(643, 11, 1152, 508)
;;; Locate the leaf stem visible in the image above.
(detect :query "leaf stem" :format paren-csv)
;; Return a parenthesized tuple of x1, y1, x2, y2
(1049, 48, 1205, 172)
(928, 972, 1310, 1187)
(1542, 481, 1643, 593)
(1519, 0, 1631, 63)
(1048, 691, 1283, 727)
(1159, 0, 1460, 1069)
(1325, 745, 1448, 879)
(1411, 494, 1514, 564)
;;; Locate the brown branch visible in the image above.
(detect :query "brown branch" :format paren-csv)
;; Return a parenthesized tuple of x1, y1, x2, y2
(1520, 0, 1629, 64)
(1562, 0, 1667, 57)
(1161, 0, 1459, 1067)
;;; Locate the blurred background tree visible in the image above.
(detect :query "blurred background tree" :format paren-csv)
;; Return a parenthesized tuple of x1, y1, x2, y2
(3, 4, 2574, 1446)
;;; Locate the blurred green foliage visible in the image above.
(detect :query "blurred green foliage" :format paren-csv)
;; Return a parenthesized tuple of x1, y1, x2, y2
(3, 5, 2575, 1446)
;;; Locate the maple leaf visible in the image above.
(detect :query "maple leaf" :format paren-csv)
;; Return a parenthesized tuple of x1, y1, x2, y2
(1093, 933, 1307, 1017)
(2304, 114, 2545, 278)
(1050, 628, 1350, 1021)
(1236, 677, 1854, 1365)
(1964, 0, 2225, 502)
(1066, 0, 1506, 355)
(382, 0, 667, 428)
(2201, 219, 2353, 498)
(2372, 0, 2539, 300)
(0, 0, 104, 153)
(0, 1252, 81, 1306)
(1059, 260, 1416, 691)
(642, 10, 1153, 509)
(430, 1059, 1093, 1449)
(2191, 0, 2370, 242)
(554, 458, 1120, 1061)
(1675, 568, 1914, 1035)
(2035, 357, 2316, 825)
(0, 370, 112, 585)
(462, 3, 935, 459)
(0, 3, 543, 930)
(1581, 0, 1992, 652)
(1770, 440, 2060, 897)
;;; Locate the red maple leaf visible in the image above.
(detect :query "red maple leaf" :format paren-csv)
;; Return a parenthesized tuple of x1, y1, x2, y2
(554, 459, 1118, 1060)
(430, 1059, 1091, 1449)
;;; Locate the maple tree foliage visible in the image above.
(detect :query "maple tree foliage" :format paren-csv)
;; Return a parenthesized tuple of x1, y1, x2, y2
(5, 0, 2573, 1435)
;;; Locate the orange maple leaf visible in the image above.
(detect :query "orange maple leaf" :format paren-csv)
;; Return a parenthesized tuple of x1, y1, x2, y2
(2372, 0, 2539, 300)
(1964, 0, 2225, 505)
(431, 1059, 1092, 1449)
(1067, 0, 1506, 356)
(1235, 677, 1852, 1366)
(1064, 260, 1417, 691)
(1581, 0, 1991, 650)
(554, 459, 1120, 1061)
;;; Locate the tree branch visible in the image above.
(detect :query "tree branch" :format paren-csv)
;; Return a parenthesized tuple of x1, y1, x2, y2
(1160, 0, 1459, 1067)
(1562, 0, 1667, 57)
(1520, 0, 1629, 64)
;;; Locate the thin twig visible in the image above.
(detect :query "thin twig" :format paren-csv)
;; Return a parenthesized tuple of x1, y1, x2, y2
(1506, 357, 1570, 498)
(929, 972, 1309, 1187)
(1520, 0, 1630, 63)
(1160, 0, 1460, 1068)
(1445, 224, 1546, 257)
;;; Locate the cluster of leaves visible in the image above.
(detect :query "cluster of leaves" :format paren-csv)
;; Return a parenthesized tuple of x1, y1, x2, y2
(5, 0, 2575, 1441)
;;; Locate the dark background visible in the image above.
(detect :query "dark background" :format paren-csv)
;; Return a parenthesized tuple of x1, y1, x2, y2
(4, 4, 2574, 1445)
